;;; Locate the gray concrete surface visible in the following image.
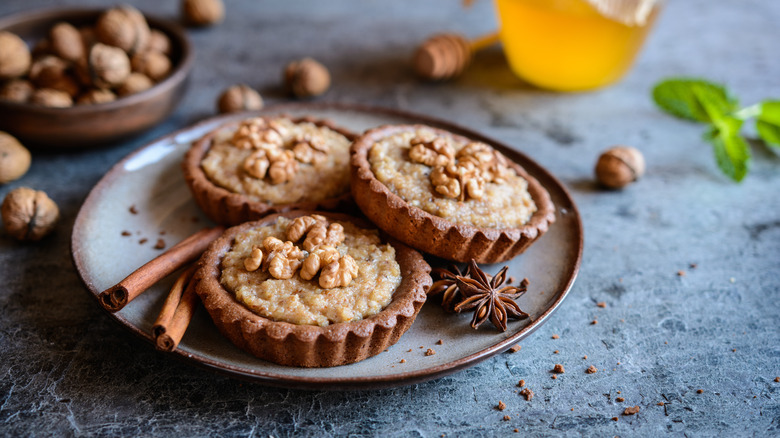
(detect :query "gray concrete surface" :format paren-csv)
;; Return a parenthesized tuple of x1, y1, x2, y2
(1, 0, 778, 436)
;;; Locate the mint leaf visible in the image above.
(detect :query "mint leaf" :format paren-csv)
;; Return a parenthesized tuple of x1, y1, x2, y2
(703, 117, 751, 182)
(652, 78, 738, 123)
(756, 100, 780, 148)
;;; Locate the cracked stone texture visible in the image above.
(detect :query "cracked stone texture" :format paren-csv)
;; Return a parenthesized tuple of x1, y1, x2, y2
(1, 0, 779, 436)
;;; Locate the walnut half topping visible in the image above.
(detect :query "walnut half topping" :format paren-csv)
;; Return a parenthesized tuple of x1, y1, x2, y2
(409, 135, 515, 202)
(285, 214, 344, 251)
(319, 254, 359, 289)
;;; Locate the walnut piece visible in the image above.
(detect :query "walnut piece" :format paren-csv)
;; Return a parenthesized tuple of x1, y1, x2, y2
(0, 131, 31, 184)
(409, 136, 455, 167)
(263, 236, 304, 279)
(243, 149, 270, 179)
(267, 150, 298, 184)
(292, 135, 328, 165)
(285, 214, 345, 251)
(217, 84, 263, 114)
(243, 246, 263, 272)
(232, 118, 283, 150)
(430, 165, 461, 199)
(300, 245, 340, 281)
(0, 31, 31, 79)
(319, 254, 359, 289)
(1, 187, 59, 241)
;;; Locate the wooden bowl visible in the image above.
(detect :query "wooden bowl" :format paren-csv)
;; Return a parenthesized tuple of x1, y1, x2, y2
(0, 8, 193, 149)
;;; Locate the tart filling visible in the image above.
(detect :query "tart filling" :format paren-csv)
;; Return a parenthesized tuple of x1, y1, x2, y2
(201, 117, 352, 205)
(368, 128, 537, 229)
(219, 216, 401, 327)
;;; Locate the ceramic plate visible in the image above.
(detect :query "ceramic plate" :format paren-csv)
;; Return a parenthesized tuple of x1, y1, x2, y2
(71, 103, 583, 390)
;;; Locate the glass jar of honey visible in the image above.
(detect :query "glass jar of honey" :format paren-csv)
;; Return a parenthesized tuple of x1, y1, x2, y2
(494, 0, 662, 91)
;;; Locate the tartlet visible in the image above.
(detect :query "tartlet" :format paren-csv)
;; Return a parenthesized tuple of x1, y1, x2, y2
(350, 124, 556, 263)
(183, 115, 357, 226)
(194, 211, 431, 367)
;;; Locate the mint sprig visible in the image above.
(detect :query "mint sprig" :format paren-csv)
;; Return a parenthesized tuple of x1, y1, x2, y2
(652, 78, 777, 182)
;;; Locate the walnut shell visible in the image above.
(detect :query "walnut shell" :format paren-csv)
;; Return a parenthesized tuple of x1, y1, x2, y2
(130, 50, 171, 81)
(217, 84, 263, 113)
(0, 31, 31, 79)
(77, 88, 116, 105)
(595, 146, 645, 189)
(95, 5, 150, 55)
(83, 43, 131, 89)
(284, 58, 330, 98)
(117, 72, 153, 97)
(0, 131, 31, 184)
(182, 0, 225, 27)
(49, 22, 85, 63)
(1, 187, 59, 241)
(29, 55, 68, 86)
(30, 88, 73, 108)
(147, 29, 171, 55)
(0, 79, 34, 103)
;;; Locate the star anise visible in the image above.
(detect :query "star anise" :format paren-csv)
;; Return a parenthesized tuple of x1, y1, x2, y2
(428, 264, 470, 313)
(453, 260, 531, 331)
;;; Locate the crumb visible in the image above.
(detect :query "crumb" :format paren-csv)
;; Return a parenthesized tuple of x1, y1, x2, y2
(159, 230, 166, 235)
(571, 408, 574, 411)
(617, 362, 621, 365)
(583, 355, 588, 360)
(154, 238, 165, 250)
(774, 377, 779, 382)
(129, 205, 138, 214)
(436, 339, 443, 345)
(503, 415, 511, 421)
(677, 270, 686, 277)
(612, 417, 618, 422)
(507, 276, 515, 284)
(591, 320, 598, 325)
(497, 400, 506, 411)
(689, 263, 697, 269)
(514, 429, 519, 433)
(616, 397, 625, 402)
(400, 359, 406, 364)
(121, 231, 131, 236)
(619, 277, 623, 283)
(407, 349, 412, 353)
(620, 319, 625, 323)
(551, 375, 557, 379)
(554, 350, 559, 354)
(508, 344, 522, 353)
(518, 379, 525, 387)
(665, 341, 668, 345)
(139, 238, 147, 245)
(553, 364, 565, 374)
(657, 402, 665, 406)
(623, 406, 640, 415)
(732, 348, 736, 352)
(419, 346, 424, 349)
(597, 302, 606, 308)
(425, 348, 436, 356)
(617, 391, 621, 394)
(520, 388, 533, 401)
(552, 334, 560, 339)
(697, 389, 703, 394)
(729, 277, 735, 283)
(586, 365, 598, 374)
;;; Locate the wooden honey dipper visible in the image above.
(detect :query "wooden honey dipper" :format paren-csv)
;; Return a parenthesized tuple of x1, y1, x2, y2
(413, 32, 500, 81)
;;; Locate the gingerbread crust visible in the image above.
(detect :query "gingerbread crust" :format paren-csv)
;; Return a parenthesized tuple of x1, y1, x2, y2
(194, 211, 431, 368)
(350, 124, 556, 264)
(182, 115, 358, 226)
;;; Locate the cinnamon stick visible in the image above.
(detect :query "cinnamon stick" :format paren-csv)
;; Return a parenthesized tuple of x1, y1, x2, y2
(152, 265, 196, 339)
(98, 226, 225, 312)
(155, 278, 199, 352)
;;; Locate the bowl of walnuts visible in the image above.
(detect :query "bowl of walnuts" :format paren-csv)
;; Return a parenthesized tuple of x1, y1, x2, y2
(0, 6, 193, 149)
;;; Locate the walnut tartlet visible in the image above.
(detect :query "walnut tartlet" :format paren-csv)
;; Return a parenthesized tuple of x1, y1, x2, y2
(195, 211, 431, 367)
(183, 116, 357, 226)
(350, 124, 556, 263)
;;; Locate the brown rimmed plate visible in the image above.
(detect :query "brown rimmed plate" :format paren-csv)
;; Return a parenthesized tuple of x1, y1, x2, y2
(71, 103, 583, 390)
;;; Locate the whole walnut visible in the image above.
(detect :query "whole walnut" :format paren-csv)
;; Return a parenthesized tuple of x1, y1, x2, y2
(30, 88, 73, 108)
(0, 132, 31, 184)
(0, 31, 31, 79)
(0, 79, 34, 103)
(77, 88, 116, 105)
(29, 55, 68, 86)
(49, 22, 85, 63)
(284, 58, 330, 98)
(95, 5, 150, 55)
(147, 30, 172, 55)
(131, 51, 171, 81)
(81, 43, 131, 89)
(217, 84, 263, 113)
(1, 187, 59, 241)
(182, 0, 225, 27)
(595, 146, 645, 189)
(117, 72, 153, 97)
